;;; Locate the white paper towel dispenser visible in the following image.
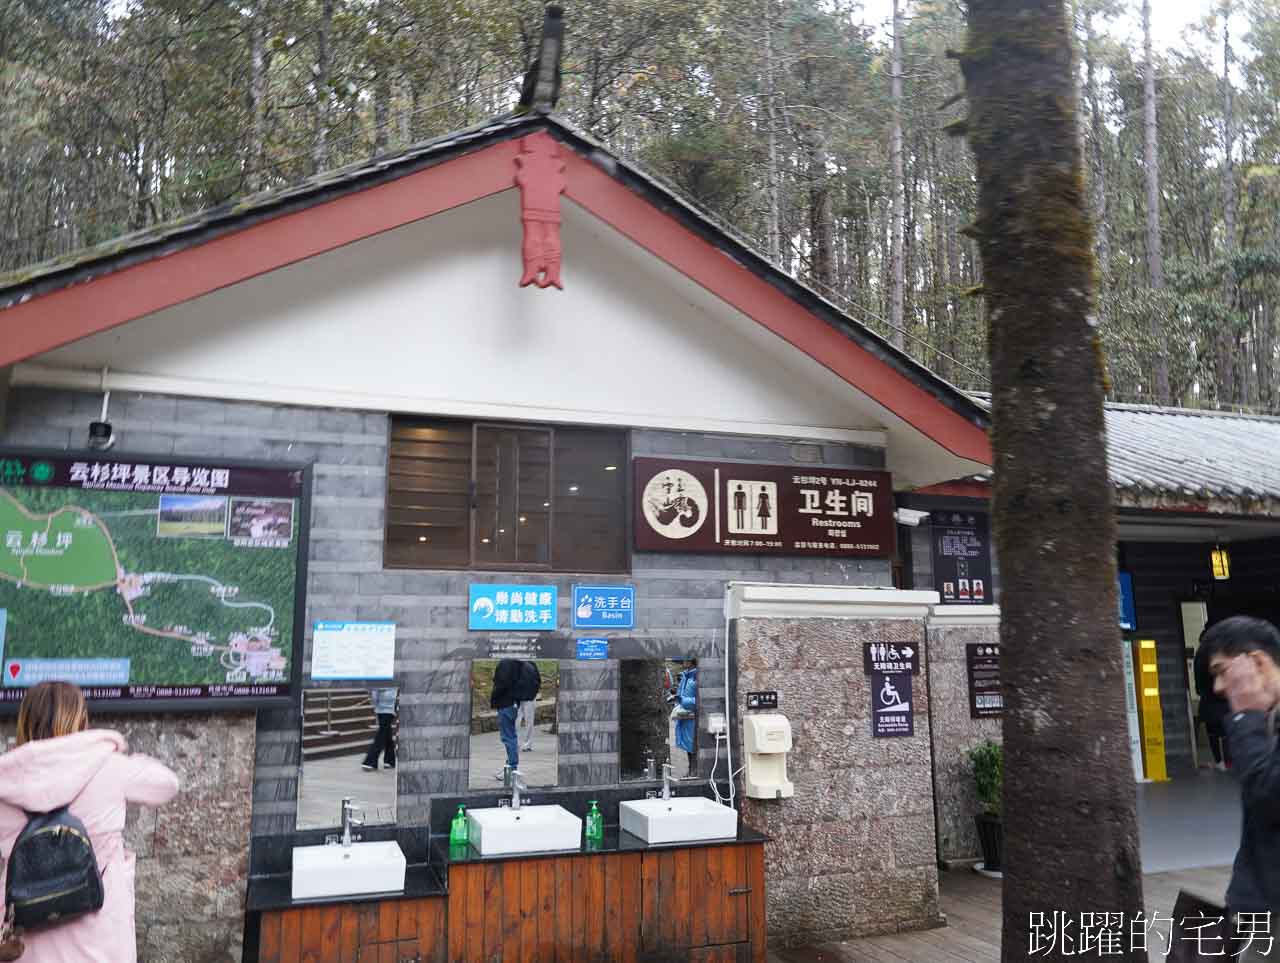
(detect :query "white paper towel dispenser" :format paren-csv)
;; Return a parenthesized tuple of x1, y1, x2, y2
(742, 713, 794, 799)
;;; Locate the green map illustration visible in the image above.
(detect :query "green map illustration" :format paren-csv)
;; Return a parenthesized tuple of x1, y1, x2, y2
(1, 486, 297, 687)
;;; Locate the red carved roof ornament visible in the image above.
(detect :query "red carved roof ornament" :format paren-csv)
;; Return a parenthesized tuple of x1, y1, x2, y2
(513, 133, 567, 290)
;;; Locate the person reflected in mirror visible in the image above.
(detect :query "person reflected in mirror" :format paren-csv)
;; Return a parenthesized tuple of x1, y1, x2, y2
(516, 661, 542, 753)
(490, 659, 523, 779)
(1203, 616, 1280, 960)
(1196, 631, 1232, 771)
(670, 661, 698, 777)
(362, 687, 397, 772)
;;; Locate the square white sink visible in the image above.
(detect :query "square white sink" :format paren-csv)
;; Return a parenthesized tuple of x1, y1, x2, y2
(619, 796, 739, 845)
(291, 841, 407, 901)
(466, 805, 582, 856)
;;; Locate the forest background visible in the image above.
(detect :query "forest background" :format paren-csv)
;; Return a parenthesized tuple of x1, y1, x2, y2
(3, 0, 1278, 408)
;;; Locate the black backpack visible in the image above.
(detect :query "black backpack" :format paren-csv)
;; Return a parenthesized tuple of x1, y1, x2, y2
(4, 807, 104, 929)
(518, 661, 541, 701)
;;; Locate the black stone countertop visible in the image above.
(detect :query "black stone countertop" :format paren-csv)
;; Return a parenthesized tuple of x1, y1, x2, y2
(433, 823, 769, 866)
(245, 861, 447, 913)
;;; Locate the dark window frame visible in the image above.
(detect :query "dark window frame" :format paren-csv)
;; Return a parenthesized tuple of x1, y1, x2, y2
(385, 416, 631, 574)
(471, 421, 554, 571)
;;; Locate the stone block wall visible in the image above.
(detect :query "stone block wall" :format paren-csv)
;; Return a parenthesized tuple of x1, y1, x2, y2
(731, 591, 942, 947)
(0, 713, 254, 963)
(924, 608, 1002, 864)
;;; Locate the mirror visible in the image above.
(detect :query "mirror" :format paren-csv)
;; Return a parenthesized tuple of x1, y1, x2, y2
(469, 659, 560, 789)
(619, 659, 699, 781)
(297, 687, 398, 830)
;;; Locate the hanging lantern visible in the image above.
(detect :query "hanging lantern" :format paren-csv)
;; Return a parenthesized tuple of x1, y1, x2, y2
(1211, 545, 1231, 581)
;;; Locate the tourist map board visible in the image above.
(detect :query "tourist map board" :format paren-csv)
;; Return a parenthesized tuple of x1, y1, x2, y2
(0, 450, 307, 709)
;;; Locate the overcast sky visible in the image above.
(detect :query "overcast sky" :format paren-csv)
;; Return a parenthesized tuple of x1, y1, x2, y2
(102, 0, 1248, 71)
(859, 0, 1234, 57)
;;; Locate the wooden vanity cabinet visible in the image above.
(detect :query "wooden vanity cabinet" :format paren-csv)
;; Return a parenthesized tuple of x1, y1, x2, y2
(444, 839, 766, 962)
(257, 895, 447, 963)
(257, 839, 766, 962)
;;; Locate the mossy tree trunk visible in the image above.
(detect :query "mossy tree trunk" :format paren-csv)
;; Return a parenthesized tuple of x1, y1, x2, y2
(956, 2, 1144, 960)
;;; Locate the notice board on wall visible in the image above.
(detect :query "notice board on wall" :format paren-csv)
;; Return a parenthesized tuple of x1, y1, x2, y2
(930, 510, 993, 604)
(311, 622, 395, 681)
(0, 449, 308, 711)
(965, 644, 1003, 718)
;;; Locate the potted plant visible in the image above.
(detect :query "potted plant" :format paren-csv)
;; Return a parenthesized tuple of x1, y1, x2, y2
(968, 739, 1003, 877)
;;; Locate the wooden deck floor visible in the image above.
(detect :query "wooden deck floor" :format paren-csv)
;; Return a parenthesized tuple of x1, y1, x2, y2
(768, 865, 1234, 962)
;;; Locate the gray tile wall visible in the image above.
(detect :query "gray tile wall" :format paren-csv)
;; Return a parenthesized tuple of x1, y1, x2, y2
(1, 388, 893, 837)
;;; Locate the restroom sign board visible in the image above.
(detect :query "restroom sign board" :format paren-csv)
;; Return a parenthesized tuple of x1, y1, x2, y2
(632, 458, 894, 558)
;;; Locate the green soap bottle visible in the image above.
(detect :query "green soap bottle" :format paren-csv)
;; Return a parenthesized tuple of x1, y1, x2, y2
(449, 805, 469, 847)
(585, 801, 603, 843)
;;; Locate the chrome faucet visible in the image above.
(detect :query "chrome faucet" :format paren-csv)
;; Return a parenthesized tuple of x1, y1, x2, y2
(660, 762, 700, 800)
(510, 771, 527, 810)
(340, 797, 365, 848)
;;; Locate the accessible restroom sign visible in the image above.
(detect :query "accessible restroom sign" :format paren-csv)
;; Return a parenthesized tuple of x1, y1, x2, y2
(864, 643, 915, 738)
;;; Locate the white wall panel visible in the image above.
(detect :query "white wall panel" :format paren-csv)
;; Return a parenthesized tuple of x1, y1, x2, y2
(25, 190, 985, 486)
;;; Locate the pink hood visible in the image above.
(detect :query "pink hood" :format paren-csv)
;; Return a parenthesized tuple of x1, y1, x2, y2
(0, 729, 127, 812)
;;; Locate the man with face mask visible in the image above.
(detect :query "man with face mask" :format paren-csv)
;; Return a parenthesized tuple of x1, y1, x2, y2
(1202, 615, 1280, 960)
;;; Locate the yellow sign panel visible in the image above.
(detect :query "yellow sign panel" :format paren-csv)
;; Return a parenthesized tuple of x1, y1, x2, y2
(1134, 640, 1168, 781)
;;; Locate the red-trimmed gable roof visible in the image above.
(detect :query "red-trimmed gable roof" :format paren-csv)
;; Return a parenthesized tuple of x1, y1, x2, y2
(0, 114, 991, 465)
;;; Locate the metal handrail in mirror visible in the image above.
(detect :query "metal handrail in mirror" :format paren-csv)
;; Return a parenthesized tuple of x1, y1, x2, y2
(297, 687, 399, 829)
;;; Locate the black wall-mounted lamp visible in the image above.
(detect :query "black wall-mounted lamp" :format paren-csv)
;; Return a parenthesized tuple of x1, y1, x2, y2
(1210, 544, 1231, 581)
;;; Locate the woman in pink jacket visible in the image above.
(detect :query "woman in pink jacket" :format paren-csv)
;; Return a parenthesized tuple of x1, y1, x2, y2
(0, 682, 179, 963)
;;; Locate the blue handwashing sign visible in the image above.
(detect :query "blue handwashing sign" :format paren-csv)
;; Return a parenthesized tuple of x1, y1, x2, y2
(1118, 572, 1137, 631)
(571, 585, 635, 630)
(576, 638, 609, 661)
(469, 584, 558, 631)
